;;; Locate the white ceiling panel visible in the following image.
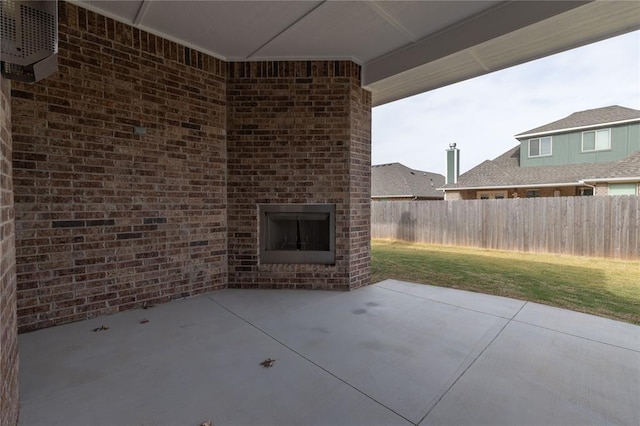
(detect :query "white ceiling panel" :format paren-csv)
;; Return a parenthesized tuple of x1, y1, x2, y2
(139, 1, 323, 60)
(253, 1, 411, 62)
(74, 0, 640, 106)
(81, 0, 144, 23)
(372, 0, 499, 41)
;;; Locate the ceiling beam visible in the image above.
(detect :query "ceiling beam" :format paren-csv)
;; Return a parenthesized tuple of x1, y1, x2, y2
(365, 1, 418, 43)
(366, 0, 640, 106)
(246, 1, 327, 60)
(363, 1, 589, 86)
(133, 0, 151, 26)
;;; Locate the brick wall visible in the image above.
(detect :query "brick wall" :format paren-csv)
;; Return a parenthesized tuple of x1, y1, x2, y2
(10, 3, 374, 331)
(444, 191, 462, 201)
(1, 75, 20, 425)
(510, 187, 578, 198)
(595, 183, 609, 196)
(348, 82, 372, 289)
(11, 2, 228, 331)
(227, 62, 371, 290)
(448, 187, 582, 199)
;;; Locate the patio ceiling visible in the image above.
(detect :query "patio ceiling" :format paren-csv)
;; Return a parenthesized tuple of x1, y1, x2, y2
(78, 1, 640, 106)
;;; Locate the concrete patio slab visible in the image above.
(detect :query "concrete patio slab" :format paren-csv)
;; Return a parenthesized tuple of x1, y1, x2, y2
(376, 279, 526, 319)
(422, 320, 640, 426)
(513, 301, 640, 351)
(210, 285, 511, 424)
(18, 280, 640, 425)
(18, 294, 408, 426)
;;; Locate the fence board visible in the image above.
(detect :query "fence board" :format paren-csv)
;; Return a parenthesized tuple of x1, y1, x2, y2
(371, 196, 639, 259)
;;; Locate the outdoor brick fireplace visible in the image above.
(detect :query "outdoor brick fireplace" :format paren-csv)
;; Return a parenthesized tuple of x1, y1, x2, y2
(5, 2, 372, 336)
(227, 62, 371, 291)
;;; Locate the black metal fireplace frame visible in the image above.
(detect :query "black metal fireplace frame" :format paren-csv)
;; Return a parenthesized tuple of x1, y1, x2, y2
(258, 204, 336, 264)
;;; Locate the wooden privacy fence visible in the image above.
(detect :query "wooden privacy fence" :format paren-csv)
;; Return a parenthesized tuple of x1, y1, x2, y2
(371, 196, 639, 259)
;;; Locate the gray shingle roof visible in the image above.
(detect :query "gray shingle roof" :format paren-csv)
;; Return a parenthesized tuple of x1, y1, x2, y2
(516, 105, 640, 137)
(443, 147, 640, 189)
(372, 163, 445, 199)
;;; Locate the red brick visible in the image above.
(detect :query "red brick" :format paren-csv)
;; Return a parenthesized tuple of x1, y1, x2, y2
(9, 2, 372, 345)
(1, 73, 19, 426)
(12, 2, 227, 332)
(227, 61, 370, 290)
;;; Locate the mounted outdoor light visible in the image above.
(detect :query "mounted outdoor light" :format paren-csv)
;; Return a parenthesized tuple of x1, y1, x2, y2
(0, 0, 58, 83)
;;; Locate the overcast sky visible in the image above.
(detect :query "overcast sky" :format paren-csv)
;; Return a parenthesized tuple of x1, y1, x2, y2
(372, 30, 640, 176)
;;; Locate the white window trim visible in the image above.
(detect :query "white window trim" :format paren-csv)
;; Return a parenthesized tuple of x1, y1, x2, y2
(581, 128, 611, 152)
(528, 136, 552, 158)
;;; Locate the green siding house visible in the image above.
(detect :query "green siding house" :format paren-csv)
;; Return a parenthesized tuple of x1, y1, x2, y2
(442, 106, 640, 200)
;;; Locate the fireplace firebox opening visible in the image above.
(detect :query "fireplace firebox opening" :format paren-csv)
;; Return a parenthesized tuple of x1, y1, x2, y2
(259, 204, 336, 264)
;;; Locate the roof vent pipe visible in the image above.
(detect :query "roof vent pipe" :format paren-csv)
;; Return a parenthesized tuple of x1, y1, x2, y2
(446, 143, 460, 184)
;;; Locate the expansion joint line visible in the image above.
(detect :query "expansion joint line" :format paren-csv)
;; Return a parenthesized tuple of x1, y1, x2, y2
(417, 301, 528, 424)
(206, 296, 416, 425)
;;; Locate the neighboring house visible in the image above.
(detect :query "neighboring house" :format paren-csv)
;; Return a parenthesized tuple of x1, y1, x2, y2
(442, 105, 640, 200)
(372, 163, 445, 201)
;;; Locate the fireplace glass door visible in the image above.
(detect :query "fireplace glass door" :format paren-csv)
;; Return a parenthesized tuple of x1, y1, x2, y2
(259, 204, 335, 264)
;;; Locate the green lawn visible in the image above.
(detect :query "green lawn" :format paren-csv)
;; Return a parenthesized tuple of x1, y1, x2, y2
(371, 239, 640, 325)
